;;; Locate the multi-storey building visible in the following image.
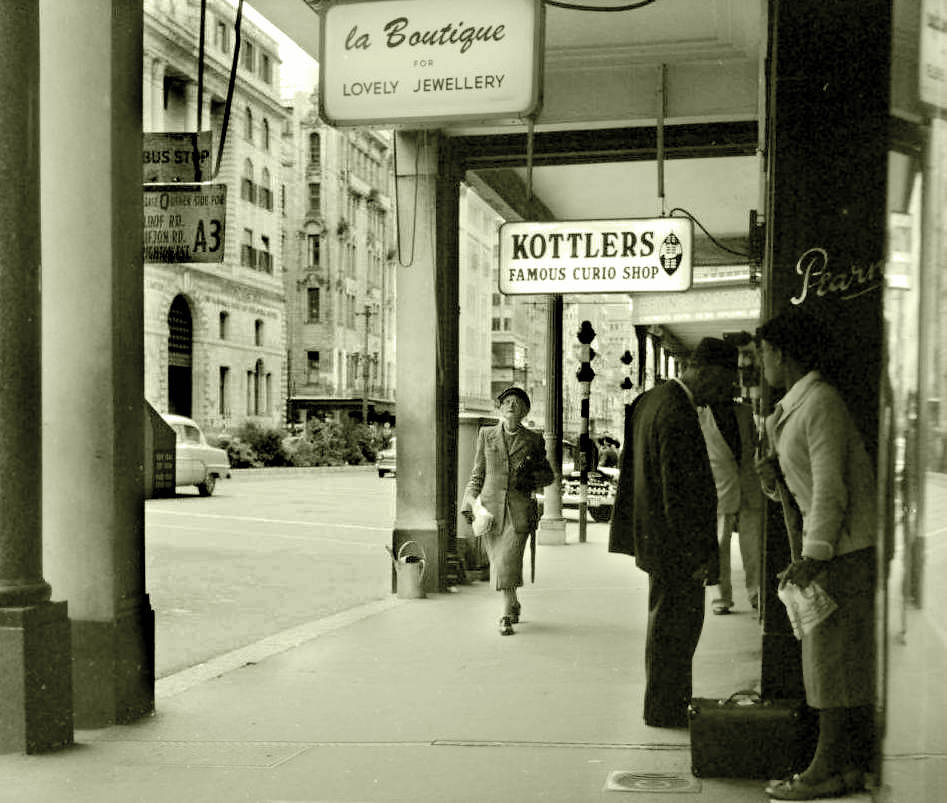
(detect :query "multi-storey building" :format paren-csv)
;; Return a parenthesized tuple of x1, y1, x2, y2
(143, 0, 287, 432)
(281, 90, 397, 426)
(458, 184, 503, 417)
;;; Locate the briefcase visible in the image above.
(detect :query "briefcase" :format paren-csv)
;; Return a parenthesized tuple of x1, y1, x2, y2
(688, 690, 817, 779)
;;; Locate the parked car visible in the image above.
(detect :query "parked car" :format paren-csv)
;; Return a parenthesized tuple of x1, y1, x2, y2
(376, 437, 396, 478)
(538, 439, 618, 522)
(161, 413, 231, 496)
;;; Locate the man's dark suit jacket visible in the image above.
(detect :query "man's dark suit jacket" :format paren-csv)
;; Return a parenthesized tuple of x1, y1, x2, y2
(608, 380, 719, 579)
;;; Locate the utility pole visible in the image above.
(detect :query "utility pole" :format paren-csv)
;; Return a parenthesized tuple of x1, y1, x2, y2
(356, 304, 373, 425)
(575, 320, 597, 544)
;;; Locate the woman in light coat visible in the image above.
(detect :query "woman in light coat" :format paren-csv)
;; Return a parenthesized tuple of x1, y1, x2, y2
(461, 387, 554, 636)
(755, 308, 876, 801)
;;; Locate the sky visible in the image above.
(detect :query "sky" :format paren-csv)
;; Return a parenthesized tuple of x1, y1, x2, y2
(226, 0, 319, 96)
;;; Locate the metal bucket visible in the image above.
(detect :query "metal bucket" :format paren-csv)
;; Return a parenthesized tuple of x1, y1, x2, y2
(395, 540, 426, 599)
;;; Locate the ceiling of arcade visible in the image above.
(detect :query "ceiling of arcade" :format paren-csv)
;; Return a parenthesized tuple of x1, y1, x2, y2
(254, 0, 768, 349)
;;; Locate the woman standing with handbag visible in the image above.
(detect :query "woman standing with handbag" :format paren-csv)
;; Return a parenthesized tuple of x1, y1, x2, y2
(755, 308, 877, 800)
(461, 387, 555, 636)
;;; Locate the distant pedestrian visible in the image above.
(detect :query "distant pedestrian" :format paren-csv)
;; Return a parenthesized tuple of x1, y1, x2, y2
(461, 387, 554, 636)
(755, 308, 877, 800)
(609, 338, 735, 728)
(698, 398, 763, 614)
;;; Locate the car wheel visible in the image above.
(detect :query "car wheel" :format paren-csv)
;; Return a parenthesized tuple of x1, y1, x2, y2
(197, 475, 216, 496)
(378, 469, 386, 478)
(590, 505, 612, 523)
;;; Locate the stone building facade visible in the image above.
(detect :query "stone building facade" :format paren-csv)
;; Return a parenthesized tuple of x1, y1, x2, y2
(143, 0, 287, 432)
(280, 91, 398, 426)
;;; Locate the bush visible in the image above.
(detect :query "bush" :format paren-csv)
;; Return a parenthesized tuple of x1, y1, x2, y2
(227, 422, 289, 467)
(216, 419, 390, 468)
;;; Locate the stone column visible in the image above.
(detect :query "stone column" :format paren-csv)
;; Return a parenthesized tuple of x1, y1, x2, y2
(0, 0, 73, 755)
(40, 0, 153, 728)
(391, 131, 460, 593)
(151, 57, 165, 132)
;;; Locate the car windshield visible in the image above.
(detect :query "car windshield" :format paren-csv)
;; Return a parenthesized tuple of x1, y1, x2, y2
(173, 424, 201, 444)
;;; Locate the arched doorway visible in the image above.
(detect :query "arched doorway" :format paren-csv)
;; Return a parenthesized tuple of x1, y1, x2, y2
(168, 294, 193, 416)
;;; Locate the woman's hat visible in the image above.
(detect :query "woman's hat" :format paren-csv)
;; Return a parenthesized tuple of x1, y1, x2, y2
(496, 386, 531, 411)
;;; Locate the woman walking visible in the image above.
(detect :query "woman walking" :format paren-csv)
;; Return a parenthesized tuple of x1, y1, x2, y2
(461, 387, 554, 636)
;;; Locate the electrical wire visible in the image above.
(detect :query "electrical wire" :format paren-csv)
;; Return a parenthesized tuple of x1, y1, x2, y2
(668, 207, 751, 259)
(544, 0, 657, 11)
(392, 134, 419, 268)
(215, 0, 244, 179)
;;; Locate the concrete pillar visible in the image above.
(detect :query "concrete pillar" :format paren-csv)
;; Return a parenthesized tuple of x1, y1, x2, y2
(538, 295, 566, 545)
(40, 0, 153, 728)
(0, 0, 73, 755)
(760, 0, 889, 698)
(391, 131, 460, 593)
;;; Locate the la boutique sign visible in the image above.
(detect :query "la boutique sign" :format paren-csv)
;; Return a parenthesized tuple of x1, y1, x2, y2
(319, 0, 544, 127)
(499, 219, 694, 295)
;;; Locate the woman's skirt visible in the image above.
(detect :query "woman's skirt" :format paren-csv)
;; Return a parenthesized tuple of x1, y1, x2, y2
(483, 504, 529, 590)
(802, 546, 876, 709)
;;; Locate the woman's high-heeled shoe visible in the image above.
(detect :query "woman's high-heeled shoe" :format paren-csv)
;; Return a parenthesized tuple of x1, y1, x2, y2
(498, 616, 515, 636)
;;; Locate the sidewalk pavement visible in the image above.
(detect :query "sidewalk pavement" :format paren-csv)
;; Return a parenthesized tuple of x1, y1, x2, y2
(0, 518, 933, 803)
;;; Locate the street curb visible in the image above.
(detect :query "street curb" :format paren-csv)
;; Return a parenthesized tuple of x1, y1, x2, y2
(230, 465, 376, 478)
(155, 596, 403, 698)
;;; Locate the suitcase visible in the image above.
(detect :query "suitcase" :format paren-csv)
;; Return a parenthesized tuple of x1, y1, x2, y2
(688, 689, 818, 779)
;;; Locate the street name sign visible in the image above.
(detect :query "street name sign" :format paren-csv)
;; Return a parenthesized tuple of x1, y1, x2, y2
(498, 218, 694, 295)
(143, 132, 213, 183)
(319, 0, 543, 127)
(143, 184, 226, 264)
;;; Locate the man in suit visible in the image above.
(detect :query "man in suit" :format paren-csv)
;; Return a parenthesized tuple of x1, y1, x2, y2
(609, 338, 738, 727)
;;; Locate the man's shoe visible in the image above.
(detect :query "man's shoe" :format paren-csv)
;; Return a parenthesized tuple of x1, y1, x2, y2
(510, 602, 521, 624)
(498, 616, 515, 636)
(764, 773, 846, 800)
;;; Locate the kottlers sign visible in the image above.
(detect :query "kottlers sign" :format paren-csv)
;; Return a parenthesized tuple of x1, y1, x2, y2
(319, 0, 543, 127)
(498, 218, 694, 295)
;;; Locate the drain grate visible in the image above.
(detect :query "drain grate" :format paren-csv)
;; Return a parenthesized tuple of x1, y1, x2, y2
(604, 771, 701, 793)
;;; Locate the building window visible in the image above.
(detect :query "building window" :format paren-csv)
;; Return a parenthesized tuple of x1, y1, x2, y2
(492, 317, 501, 331)
(307, 287, 320, 322)
(259, 167, 272, 210)
(307, 350, 320, 384)
(261, 118, 270, 151)
(503, 318, 511, 331)
(244, 106, 253, 143)
(308, 234, 320, 267)
(280, 184, 286, 216)
(260, 53, 272, 84)
(308, 183, 320, 214)
(214, 19, 229, 52)
(241, 228, 255, 267)
(219, 311, 229, 340)
(309, 132, 320, 166)
(241, 159, 255, 202)
(246, 370, 253, 415)
(259, 236, 272, 274)
(241, 37, 254, 72)
(254, 319, 263, 346)
(218, 366, 230, 415)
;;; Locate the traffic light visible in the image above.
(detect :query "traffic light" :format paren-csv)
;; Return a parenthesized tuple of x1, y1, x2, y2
(576, 321, 597, 382)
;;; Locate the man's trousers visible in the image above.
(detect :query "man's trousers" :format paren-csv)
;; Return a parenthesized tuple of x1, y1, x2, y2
(643, 570, 706, 727)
